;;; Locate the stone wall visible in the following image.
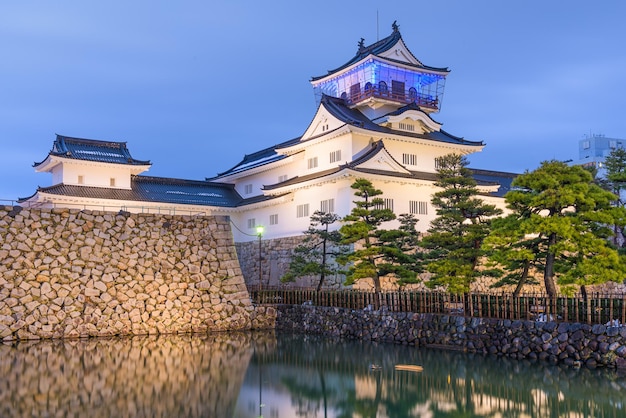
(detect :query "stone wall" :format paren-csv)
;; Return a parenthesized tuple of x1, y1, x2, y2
(236, 236, 347, 289)
(276, 305, 626, 369)
(0, 206, 275, 341)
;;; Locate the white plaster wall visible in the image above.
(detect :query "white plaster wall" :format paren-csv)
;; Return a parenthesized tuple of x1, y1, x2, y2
(56, 160, 133, 188)
(383, 139, 474, 172)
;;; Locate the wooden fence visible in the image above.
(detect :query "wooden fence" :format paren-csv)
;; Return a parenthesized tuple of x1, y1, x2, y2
(249, 287, 626, 325)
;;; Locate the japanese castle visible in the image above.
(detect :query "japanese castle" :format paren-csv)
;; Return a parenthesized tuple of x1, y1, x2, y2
(21, 23, 515, 246)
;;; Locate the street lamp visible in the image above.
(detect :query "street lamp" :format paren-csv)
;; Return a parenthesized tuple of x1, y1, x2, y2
(256, 225, 264, 293)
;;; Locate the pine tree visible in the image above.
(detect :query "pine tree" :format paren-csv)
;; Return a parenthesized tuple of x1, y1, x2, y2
(602, 147, 626, 248)
(338, 179, 402, 295)
(502, 160, 626, 297)
(421, 154, 502, 293)
(482, 213, 542, 297)
(281, 211, 348, 291)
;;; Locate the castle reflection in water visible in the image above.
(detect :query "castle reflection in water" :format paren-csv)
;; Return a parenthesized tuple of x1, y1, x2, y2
(0, 332, 624, 417)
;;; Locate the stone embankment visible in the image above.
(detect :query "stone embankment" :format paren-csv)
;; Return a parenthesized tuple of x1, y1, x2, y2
(276, 305, 626, 369)
(0, 206, 275, 341)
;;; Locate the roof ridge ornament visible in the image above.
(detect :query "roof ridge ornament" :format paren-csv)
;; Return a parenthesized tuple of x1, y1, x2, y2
(392, 20, 399, 32)
(358, 37, 365, 52)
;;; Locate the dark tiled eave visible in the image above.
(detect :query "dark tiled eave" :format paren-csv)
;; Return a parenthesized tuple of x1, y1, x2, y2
(211, 136, 301, 179)
(27, 175, 245, 207)
(263, 168, 341, 191)
(311, 29, 448, 82)
(321, 95, 483, 146)
(34, 134, 151, 167)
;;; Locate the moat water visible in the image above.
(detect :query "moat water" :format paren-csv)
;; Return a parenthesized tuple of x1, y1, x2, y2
(0, 331, 624, 417)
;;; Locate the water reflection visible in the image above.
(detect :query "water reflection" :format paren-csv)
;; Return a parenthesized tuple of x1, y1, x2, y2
(237, 333, 626, 418)
(0, 332, 624, 417)
(0, 332, 263, 417)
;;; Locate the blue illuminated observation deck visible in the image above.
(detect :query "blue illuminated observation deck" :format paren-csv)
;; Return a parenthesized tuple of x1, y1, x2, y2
(311, 22, 449, 118)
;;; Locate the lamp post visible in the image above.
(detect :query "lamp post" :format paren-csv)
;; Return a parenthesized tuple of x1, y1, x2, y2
(256, 225, 264, 294)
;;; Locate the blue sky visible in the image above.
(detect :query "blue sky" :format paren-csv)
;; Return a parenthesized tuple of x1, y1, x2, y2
(2, 1, 626, 201)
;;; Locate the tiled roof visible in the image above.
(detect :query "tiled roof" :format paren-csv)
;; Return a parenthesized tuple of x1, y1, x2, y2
(470, 168, 518, 197)
(210, 95, 482, 181)
(24, 175, 245, 207)
(311, 28, 448, 82)
(263, 167, 341, 191)
(34, 135, 151, 167)
(321, 95, 483, 146)
(210, 137, 301, 179)
(262, 139, 514, 196)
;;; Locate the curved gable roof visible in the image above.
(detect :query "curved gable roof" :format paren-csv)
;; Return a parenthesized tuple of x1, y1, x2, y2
(311, 26, 448, 82)
(210, 136, 301, 179)
(320, 95, 483, 147)
(34, 134, 151, 167)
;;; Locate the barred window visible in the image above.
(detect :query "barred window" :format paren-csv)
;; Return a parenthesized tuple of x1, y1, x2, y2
(402, 153, 418, 166)
(278, 174, 288, 183)
(409, 200, 428, 215)
(330, 150, 341, 163)
(244, 184, 253, 194)
(297, 204, 309, 218)
(375, 198, 394, 212)
(247, 218, 256, 229)
(435, 157, 444, 170)
(307, 157, 318, 169)
(399, 122, 415, 132)
(270, 214, 278, 225)
(320, 198, 335, 214)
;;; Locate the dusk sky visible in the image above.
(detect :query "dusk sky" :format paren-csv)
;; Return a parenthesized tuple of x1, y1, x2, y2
(2, 1, 626, 202)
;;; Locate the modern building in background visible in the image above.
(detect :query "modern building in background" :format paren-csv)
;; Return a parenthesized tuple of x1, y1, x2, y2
(570, 133, 626, 177)
(20, 23, 515, 249)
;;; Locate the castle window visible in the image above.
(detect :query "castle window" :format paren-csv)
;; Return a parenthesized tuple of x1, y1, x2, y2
(340, 92, 347, 101)
(350, 83, 361, 101)
(410, 200, 428, 215)
(110, 178, 116, 187)
(278, 174, 288, 183)
(320, 198, 335, 214)
(307, 157, 318, 169)
(270, 214, 278, 225)
(402, 153, 418, 166)
(392, 80, 405, 99)
(364, 82, 372, 95)
(244, 184, 253, 194)
(375, 198, 394, 212)
(78, 175, 84, 185)
(247, 218, 256, 229)
(435, 157, 444, 170)
(409, 87, 418, 102)
(399, 123, 415, 132)
(297, 204, 309, 218)
(330, 150, 341, 163)
(378, 81, 388, 96)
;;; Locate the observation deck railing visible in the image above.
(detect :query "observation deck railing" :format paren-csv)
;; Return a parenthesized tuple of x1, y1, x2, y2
(345, 85, 439, 110)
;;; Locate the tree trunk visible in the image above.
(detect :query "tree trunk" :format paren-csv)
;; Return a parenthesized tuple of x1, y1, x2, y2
(373, 273, 382, 308)
(544, 233, 558, 298)
(317, 235, 327, 292)
(512, 260, 530, 298)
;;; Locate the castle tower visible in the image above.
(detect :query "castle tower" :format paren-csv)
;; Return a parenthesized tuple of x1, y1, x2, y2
(311, 21, 449, 119)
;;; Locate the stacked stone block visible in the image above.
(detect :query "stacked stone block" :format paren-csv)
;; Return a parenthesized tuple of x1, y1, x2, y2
(0, 206, 274, 341)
